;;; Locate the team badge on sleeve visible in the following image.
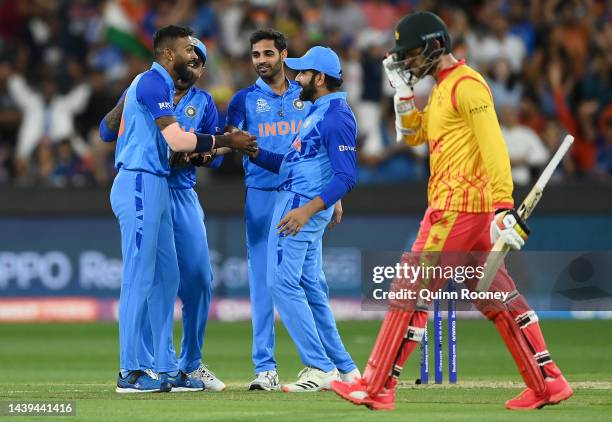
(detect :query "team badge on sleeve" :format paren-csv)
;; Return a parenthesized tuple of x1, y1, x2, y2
(293, 99, 305, 110)
(185, 106, 197, 118)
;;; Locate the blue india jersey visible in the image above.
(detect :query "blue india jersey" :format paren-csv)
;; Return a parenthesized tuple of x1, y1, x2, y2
(168, 87, 220, 189)
(279, 92, 357, 204)
(226, 78, 310, 189)
(115, 62, 175, 176)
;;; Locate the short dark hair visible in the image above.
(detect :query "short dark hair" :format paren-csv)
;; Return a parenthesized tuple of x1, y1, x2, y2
(312, 71, 343, 92)
(324, 74, 343, 91)
(153, 25, 194, 57)
(249, 28, 287, 52)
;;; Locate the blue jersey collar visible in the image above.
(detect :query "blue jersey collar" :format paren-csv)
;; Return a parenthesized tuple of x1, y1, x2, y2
(313, 91, 347, 107)
(255, 77, 299, 96)
(176, 86, 197, 108)
(151, 61, 175, 92)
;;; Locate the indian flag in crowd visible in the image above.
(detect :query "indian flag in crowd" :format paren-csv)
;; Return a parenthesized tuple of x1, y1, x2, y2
(103, 0, 152, 58)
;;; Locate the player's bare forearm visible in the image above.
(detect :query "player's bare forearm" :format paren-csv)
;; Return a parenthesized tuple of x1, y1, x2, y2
(155, 115, 178, 131)
(103, 98, 125, 132)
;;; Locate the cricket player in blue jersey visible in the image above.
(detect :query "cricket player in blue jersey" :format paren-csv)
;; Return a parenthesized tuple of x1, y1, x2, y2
(226, 30, 358, 391)
(101, 37, 227, 392)
(99, 25, 256, 393)
(246, 46, 358, 392)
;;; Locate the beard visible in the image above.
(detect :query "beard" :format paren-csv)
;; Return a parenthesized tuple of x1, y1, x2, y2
(176, 71, 197, 90)
(256, 58, 282, 80)
(174, 60, 196, 84)
(299, 76, 317, 102)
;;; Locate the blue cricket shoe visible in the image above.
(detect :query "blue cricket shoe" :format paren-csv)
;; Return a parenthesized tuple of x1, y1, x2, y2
(160, 370, 205, 393)
(116, 370, 163, 393)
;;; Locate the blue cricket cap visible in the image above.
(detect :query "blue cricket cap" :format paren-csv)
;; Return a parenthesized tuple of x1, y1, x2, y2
(191, 37, 207, 65)
(285, 46, 342, 79)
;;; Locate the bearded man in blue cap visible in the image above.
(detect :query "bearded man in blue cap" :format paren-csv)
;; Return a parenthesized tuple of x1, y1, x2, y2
(247, 45, 359, 392)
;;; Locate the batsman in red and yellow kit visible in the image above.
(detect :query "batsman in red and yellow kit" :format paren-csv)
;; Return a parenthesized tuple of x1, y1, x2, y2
(332, 11, 573, 411)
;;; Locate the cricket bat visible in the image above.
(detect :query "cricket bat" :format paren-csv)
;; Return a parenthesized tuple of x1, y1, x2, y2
(476, 134, 575, 292)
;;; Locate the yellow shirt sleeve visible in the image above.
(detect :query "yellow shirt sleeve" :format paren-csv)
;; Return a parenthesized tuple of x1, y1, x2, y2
(454, 78, 514, 209)
(400, 109, 428, 146)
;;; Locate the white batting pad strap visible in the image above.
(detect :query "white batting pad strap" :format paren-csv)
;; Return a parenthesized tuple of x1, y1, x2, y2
(406, 326, 425, 342)
(515, 310, 539, 329)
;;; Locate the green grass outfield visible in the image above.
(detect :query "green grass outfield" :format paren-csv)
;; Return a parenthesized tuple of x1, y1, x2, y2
(1, 320, 611, 421)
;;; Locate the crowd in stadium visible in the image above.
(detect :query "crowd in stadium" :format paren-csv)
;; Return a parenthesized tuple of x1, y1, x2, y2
(0, 0, 610, 187)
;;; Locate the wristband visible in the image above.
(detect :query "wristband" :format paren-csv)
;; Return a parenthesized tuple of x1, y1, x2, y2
(194, 133, 214, 153)
(99, 119, 118, 142)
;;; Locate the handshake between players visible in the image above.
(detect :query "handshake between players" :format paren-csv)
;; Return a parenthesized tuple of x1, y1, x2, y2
(169, 129, 257, 167)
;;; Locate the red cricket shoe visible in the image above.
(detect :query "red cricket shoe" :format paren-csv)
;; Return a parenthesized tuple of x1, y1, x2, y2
(506, 376, 573, 410)
(546, 375, 573, 405)
(331, 379, 396, 411)
(505, 388, 549, 410)
(363, 388, 396, 411)
(331, 379, 369, 406)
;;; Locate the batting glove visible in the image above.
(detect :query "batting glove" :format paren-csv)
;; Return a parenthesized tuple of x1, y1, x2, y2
(490, 208, 530, 250)
(383, 57, 418, 142)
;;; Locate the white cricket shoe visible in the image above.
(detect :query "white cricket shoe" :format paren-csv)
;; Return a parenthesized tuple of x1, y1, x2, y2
(339, 367, 361, 383)
(187, 363, 226, 392)
(248, 370, 280, 391)
(282, 367, 340, 392)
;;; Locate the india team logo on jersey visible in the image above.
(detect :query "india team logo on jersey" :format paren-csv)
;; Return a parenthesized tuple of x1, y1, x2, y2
(185, 105, 196, 118)
(293, 99, 305, 110)
(256, 98, 271, 113)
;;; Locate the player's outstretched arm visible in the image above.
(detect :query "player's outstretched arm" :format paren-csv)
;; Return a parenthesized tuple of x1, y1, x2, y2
(248, 147, 283, 174)
(134, 70, 257, 154)
(157, 117, 257, 154)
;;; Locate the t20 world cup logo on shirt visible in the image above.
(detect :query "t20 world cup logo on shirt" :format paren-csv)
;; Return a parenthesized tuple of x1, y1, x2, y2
(256, 98, 271, 113)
